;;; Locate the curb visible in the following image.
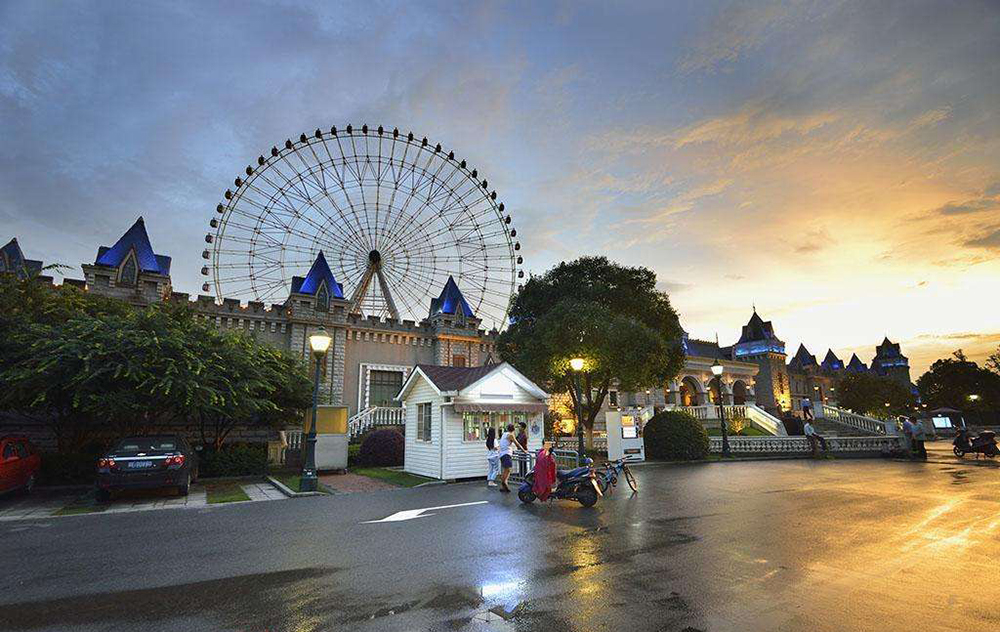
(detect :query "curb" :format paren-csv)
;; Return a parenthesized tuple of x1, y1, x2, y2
(414, 480, 447, 488)
(266, 476, 329, 498)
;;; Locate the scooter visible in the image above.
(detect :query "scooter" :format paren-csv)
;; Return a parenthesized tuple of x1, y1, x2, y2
(518, 459, 603, 507)
(953, 428, 1000, 459)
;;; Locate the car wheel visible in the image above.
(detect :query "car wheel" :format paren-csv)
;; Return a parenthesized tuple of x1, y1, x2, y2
(178, 475, 190, 497)
(95, 489, 111, 503)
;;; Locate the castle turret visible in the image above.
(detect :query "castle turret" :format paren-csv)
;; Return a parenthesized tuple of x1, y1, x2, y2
(821, 349, 844, 372)
(427, 276, 482, 367)
(0, 238, 43, 279)
(731, 309, 790, 413)
(870, 336, 912, 386)
(83, 217, 171, 303)
(846, 353, 868, 373)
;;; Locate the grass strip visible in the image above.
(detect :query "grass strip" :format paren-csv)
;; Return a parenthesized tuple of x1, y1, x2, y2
(205, 483, 250, 504)
(351, 467, 434, 488)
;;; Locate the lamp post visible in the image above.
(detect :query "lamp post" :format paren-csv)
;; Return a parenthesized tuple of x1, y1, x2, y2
(711, 359, 730, 457)
(301, 325, 332, 492)
(570, 357, 585, 466)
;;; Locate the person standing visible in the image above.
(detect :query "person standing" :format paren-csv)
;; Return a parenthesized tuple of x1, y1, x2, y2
(802, 398, 814, 421)
(804, 419, 827, 455)
(485, 427, 499, 487)
(516, 421, 529, 478)
(497, 424, 525, 493)
(910, 418, 927, 459)
(901, 417, 915, 458)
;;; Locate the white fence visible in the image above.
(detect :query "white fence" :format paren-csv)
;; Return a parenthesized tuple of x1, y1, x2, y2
(709, 435, 899, 455)
(509, 448, 579, 484)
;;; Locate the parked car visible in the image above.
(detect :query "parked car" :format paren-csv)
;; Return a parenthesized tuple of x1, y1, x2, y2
(96, 435, 199, 502)
(0, 436, 42, 496)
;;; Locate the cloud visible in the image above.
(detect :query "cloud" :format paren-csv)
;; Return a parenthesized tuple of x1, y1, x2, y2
(964, 227, 1000, 251)
(656, 279, 693, 295)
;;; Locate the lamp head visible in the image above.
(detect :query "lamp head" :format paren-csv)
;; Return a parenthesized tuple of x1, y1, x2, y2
(569, 358, 585, 372)
(969, 394, 980, 402)
(309, 326, 332, 356)
(711, 360, 723, 377)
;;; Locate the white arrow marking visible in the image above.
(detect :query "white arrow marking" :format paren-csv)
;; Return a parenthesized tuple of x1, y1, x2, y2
(362, 501, 488, 524)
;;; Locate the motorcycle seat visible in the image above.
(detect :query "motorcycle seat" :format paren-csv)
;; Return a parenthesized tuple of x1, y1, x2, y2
(556, 467, 590, 480)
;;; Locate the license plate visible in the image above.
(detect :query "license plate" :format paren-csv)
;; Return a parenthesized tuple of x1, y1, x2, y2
(128, 460, 153, 469)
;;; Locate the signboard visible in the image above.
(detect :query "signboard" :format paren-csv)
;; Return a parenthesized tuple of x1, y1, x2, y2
(931, 416, 952, 429)
(605, 411, 645, 462)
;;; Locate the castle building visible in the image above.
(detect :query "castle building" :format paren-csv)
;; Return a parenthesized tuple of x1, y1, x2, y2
(7, 219, 497, 426)
(0, 238, 43, 279)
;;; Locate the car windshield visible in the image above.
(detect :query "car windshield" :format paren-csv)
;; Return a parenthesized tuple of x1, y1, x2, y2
(115, 438, 177, 453)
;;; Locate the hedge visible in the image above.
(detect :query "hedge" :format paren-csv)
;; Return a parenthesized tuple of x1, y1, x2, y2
(198, 443, 269, 478)
(643, 410, 710, 461)
(357, 429, 404, 467)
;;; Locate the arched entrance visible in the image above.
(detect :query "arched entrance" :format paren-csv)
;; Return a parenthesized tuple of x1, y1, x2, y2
(732, 380, 748, 405)
(679, 376, 701, 406)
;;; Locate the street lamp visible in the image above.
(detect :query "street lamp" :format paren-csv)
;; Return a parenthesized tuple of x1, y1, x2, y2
(301, 326, 332, 492)
(969, 394, 980, 402)
(711, 359, 730, 457)
(569, 357, 585, 465)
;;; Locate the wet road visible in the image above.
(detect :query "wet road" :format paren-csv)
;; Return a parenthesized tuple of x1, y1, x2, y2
(3, 445, 999, 631)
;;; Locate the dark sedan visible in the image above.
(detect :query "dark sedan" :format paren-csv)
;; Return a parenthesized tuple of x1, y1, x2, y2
(96, 435, 199, 502)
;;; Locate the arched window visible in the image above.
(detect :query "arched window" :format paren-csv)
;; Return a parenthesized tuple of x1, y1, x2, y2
(315, 282, 329, 312)
(119, 253, 138, 287)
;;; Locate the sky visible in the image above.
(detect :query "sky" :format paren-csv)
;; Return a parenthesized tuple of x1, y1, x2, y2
(1, 0, 998, 379)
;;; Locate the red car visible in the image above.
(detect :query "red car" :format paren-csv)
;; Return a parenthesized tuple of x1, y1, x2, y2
(0, 436, 41, 495)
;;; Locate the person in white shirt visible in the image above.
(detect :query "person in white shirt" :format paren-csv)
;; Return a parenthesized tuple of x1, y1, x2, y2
(496, 424, 525, 492)
(901, 418, 915, 457)
(804, 420, 827, 455)
(802, 398, 814, 421)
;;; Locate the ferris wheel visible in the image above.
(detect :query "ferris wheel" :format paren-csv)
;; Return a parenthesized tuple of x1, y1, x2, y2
(202, 124, 523, 328)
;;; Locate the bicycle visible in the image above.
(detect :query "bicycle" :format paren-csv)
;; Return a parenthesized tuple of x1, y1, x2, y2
(596, 457, 638, 494)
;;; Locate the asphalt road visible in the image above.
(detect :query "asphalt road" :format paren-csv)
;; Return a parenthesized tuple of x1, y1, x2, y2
(2, 445, 998, 632)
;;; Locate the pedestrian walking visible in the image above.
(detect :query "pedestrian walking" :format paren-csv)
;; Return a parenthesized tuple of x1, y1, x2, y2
(804, 419, 827, 455)
(497, 423, 525, 493)
(901, 417, 915, 458)
(910, 418, 927, 459)
(802, 398, 814, 421)
(485, 427, 499, 487)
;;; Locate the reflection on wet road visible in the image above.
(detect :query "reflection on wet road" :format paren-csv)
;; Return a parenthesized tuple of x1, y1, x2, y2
(2, 443, 999, 631)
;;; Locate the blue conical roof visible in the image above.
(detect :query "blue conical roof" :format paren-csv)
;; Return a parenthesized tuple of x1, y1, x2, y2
(290, 251, 344, 298)
(95, 217, 171, 275)
(429, 276, 474, 318)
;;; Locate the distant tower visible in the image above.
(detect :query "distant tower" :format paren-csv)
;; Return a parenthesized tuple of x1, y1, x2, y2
(732, 309, 790, 413)
(870, 337, 912, 386)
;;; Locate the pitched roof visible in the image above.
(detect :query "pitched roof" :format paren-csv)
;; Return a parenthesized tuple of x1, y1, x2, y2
(846, 353, 868, 373)
(414, 364, 496, 392)
(0, 238, 43, 277)
(94, 217, 171, 275)
(821, 349, 843, 370)
(429, 275, 475, 318)
(685, 338, 723, 358)
(290, 251, 344, 298)
(788, 343, 817, 370)
(737, 309, 780, 344)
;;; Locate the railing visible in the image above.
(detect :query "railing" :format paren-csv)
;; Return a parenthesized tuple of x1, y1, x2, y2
(509, 448, 579, 485)
(348, 406, 406, 439)
(672, 404, 784, 436)
(709, 435, 899, 455)
(285, 429, 303, 450)
(817, 405, 894, 436)
(744, 404, 786, 436)
(553, 436, 608, 451)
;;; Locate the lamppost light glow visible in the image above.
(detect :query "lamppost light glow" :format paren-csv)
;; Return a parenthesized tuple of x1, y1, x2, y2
(969, 394, 980, 402)
(569, 357, 585, 371)
(711, 359, 723, 377)
(309, 326, 332, 355)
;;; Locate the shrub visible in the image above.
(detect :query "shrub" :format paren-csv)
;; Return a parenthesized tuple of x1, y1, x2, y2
(199, 443, 269, 478)
(39, 450, 102, 486)
(643, 410, 709, 461)
(347, 443, 361, 467)
(358, 429, 404, 467)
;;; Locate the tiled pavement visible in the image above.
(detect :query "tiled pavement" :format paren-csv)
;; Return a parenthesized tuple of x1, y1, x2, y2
(0, 481, 287, 522)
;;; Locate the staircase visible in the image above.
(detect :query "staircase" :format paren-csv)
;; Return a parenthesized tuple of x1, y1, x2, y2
(348, 406, 405, 440)
(816, 405, 895, 436)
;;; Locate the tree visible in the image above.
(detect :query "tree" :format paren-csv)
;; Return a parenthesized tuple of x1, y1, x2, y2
(916, 353, 1000, 411)
(987, 345, 1000, 375)
(836, 372, 915, 418)
(0, 274, 312, 450)
(497, 257, 684, 446)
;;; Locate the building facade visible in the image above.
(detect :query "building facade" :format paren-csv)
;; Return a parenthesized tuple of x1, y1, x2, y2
(11, 218, 498, 426)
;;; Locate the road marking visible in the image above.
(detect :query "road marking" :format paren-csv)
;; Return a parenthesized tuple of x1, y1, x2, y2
(362, 501, 488, 523)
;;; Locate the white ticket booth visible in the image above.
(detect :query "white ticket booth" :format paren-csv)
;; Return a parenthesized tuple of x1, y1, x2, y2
(606, 411, 646, 462)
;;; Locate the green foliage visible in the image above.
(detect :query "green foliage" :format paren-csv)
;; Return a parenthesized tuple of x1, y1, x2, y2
(916, 352, 1000, 411)
(837, 372, 916, 417)
(358, 429, 404, 467)
(498, 257, 684, 434)
(38, 450, 102, 486)
(199, 444, 269, 478)
(643, 410, 709, 461)
(0, 273, 312, 451)
(347, 443, 362, 467)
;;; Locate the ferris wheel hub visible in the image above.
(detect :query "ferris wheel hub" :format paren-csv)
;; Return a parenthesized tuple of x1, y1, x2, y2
(368, 250, 382, 265)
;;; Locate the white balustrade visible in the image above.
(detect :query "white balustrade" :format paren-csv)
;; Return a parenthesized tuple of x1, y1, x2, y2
(709, 435, 899, 454)
(817, 405, 892, 436)
(348, 406, 406, 439)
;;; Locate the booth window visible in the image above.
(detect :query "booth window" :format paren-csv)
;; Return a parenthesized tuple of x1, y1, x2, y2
(463, 412, 528, 442)
(416, 403, 432, 441)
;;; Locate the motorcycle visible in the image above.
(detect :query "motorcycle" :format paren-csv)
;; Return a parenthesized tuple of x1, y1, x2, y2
(518, 458, 602, 507)
(953, 428, 999, 459)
